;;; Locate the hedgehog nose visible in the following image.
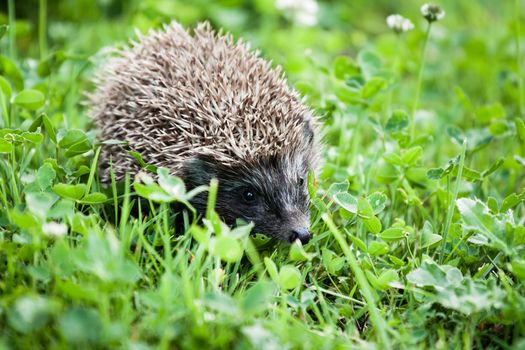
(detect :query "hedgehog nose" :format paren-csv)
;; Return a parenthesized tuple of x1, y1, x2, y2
(290, 227, 311, 244)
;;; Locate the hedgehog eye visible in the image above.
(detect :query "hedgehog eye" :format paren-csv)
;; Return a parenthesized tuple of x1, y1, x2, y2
(242, 189, 257, 204)
(298, 178, 305, 187)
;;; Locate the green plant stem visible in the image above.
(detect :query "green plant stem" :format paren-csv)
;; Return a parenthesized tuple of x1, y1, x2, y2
(516, 0, 524, 117)
(410, 22, 432, 142)
(206, 178, 218, 219)
(0, 84, 9, 127)
(119, 173, 131, 234)
(9, 149, 20, 205)
(7, 0, 16, 59)
(85, 146, 101, 196)
(322, 213, 391, 350)
(39, 0, 47, 59)
(0, 176, 9, 219)
(161, 205, 173, 267)
(386, 34, 402, 118)
(440, 140, 467, 263)
(110, 160, 119, 227)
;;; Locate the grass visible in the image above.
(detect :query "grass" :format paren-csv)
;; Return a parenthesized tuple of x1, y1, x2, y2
(0, 0, 525, 349)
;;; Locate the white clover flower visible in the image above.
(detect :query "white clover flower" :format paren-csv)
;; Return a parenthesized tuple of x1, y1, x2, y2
(275, 0, 319, 26)
(42, 222, 68, 238)
(421, 3, 445, 22)
(20, 172, 36, 184)
(386, 14, 415, 33)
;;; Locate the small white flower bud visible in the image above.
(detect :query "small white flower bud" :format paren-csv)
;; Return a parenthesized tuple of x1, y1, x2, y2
(42, 222, 68, 238)
(421, 3, 445, 22)
(386, 14, 415, 33)
(275, 0, 319, 26)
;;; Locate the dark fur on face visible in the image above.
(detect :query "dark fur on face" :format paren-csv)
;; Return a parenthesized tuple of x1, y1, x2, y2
(182, 155, 312, 243)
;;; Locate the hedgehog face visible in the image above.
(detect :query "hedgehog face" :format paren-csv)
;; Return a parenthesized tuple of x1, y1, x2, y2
(183, 155, 313, 244)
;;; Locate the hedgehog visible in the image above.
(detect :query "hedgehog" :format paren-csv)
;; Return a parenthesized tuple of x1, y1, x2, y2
(90, 21, 321, 244)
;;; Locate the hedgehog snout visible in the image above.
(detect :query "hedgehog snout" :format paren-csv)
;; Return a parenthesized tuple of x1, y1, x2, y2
(283, 211, 311, 244)
(289, 227, 311, 244)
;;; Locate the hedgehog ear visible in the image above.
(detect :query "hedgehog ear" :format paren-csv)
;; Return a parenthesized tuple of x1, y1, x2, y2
(183, 155, 218, 187)
(303, 123, 314, 145)
(302, 113, 315, 145)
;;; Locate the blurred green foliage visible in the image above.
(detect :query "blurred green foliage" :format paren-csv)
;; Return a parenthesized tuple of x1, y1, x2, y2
(0, 0, 524, 349)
